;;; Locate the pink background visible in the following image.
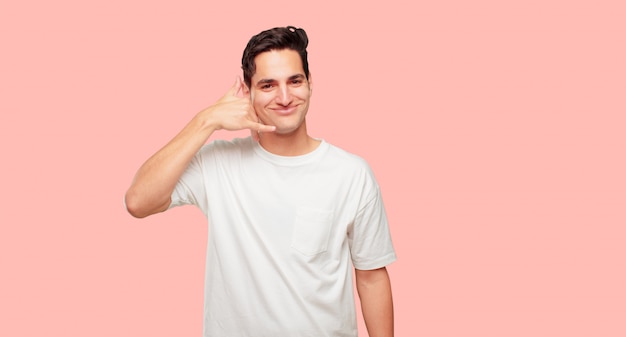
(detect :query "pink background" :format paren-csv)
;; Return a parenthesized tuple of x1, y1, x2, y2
(1, 0, 625, 336)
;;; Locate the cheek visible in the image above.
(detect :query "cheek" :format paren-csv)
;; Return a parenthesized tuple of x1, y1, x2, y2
(252, 92, 273, 107)
(296, 87, 312, 99)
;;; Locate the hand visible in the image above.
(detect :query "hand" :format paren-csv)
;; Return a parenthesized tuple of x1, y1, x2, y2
(204, 77, 275, 138)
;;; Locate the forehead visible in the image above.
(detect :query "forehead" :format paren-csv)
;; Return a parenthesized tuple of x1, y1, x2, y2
(251, 49, 304, 82)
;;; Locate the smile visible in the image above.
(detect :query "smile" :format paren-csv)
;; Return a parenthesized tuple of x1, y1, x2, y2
(271, 105, 299, 115)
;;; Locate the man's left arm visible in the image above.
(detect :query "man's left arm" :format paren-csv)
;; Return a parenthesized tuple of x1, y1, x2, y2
(355, 267, 394, 337)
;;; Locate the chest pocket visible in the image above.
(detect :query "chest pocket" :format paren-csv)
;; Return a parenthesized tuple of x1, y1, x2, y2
(291, 207, 334, 256)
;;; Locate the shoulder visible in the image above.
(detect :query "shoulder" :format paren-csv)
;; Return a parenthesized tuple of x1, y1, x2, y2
(325, 142, 373, 172)
(323, 142, 379, 187)
(188, 137, 254, 169)
(197, 137, 254, 158)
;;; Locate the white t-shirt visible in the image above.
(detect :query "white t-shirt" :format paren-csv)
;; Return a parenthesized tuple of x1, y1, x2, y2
(170, 137, 396, 337)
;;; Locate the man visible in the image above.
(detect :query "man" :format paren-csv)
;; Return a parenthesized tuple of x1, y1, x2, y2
(125, 26, 396, 337)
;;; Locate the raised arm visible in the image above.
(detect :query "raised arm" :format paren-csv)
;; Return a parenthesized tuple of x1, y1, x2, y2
(124, 77, 275, 218)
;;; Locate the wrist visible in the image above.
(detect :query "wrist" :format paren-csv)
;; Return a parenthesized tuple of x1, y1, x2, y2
(194, 106, 221, 134)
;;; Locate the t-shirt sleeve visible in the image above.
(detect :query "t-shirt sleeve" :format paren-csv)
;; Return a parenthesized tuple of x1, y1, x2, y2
(348, 172, 397, 270)
(169, 146, 210, 211)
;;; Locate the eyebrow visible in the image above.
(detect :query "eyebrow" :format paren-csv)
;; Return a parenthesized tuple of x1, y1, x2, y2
(288, 74, 306, 81)
(256, 74, 306, 86)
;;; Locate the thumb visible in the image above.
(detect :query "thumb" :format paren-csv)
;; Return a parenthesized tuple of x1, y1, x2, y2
(226, 77, 242, 97)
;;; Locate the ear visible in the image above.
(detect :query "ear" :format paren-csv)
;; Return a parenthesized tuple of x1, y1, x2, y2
(307, 73, 313, 94)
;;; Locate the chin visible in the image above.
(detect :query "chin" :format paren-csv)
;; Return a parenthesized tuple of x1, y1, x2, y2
(274, 128, 299, 136)
(273, 123, 304, 135)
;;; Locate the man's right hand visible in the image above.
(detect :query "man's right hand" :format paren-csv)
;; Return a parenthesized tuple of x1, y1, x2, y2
(201, 77, 275, 136)
(125, 78, 275, 218)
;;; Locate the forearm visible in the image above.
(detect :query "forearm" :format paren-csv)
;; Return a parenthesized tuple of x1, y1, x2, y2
(356, 267, 394, 337)
(125, 78, 273, 218)
(125, 112, 217, 218)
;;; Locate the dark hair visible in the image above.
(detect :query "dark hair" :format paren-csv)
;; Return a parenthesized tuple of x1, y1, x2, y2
(241, 26, 310, 88)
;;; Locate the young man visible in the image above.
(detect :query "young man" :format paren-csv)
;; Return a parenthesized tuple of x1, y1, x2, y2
(125, 26, 396, 337)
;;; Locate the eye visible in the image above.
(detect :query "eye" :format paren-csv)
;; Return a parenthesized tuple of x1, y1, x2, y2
(290, 79, 303, 86)
(260, 83, 274, 90)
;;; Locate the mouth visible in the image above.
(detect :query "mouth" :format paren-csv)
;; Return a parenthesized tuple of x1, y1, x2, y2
(271, 105, 299, 115)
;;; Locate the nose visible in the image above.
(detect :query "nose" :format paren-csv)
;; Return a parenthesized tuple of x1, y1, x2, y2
(275, 85, 293, 106)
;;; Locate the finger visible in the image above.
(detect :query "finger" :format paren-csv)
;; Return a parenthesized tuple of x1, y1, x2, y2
(225, 77, 242, 97)
(242, 119, 275, 133)
(256, 124, 276, 133)
(250, 122, 275, 142)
